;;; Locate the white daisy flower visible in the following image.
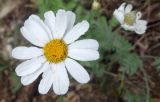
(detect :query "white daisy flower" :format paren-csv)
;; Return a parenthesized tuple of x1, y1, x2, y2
(12, 10, 100, 95)
(113, 3, 147, 34)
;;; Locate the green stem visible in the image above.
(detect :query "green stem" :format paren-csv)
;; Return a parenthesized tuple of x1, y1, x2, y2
(140, 66, 150, 102)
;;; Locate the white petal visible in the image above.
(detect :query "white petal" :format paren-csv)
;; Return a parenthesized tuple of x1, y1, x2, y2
(21, 62, 49, 86)
(22, 15, 50, 46)
(68, 39, 99, 50)
(136, 20, 147, 26)
(125, 4, 133, 14)
(114, 3, 126, 23)
(15, 56, 45, 76)
(135, 26, 147, 34)
(38, 65, 53, 94)
(65, 58, 90, 83)
(121, 24, 135, 31)
(134, 20, 147, 34)
(44, 11, 56, 39)
(113, 10, 124, 24)
(29, 15, 52, 38)
(64, 20, 89, 44)
(12, 46, 43, 60)
(30, 15, 53, 40)
(53, 9, 67, 38)
(117, 2, 126, 13)
(68, 49, 99, 61)
(20, 27, 44, 47)
(65, 11, 76, 33)
(52, 62, 69, 95)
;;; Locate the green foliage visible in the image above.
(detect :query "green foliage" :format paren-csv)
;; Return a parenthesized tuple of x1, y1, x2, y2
(56, 96, 64, 102)
(113, 35, 132, 52)
(0, 56, 9, 72)
(116, 53, 142, 75)
(80, 61, 105, 77)
(152, 57, 160, 71)
(11, 72, 21, 93)
(37, 0, 77, 17)
(104, 18, 142, 76)
(123, 90, 148, 102)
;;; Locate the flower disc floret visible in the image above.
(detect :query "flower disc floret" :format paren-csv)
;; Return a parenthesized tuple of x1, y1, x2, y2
(43, 39, 68, 63)
(124, 11, 136, 25)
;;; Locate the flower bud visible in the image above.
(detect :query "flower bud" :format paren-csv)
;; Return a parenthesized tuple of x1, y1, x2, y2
(92, 0, 101, 10)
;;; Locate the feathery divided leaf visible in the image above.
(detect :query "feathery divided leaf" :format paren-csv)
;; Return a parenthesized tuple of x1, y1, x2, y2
(152, 57, 160, 71)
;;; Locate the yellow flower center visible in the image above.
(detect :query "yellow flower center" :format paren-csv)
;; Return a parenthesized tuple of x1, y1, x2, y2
(43, 39, 68, 63)
(124, 11, 136, 25)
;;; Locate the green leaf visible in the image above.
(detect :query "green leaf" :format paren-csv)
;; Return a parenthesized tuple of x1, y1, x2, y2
(118, 53, 142, 75)
(152, 58, 160, 71)
(113, 35, 132, 52)
(80, 61, 105, 77)
(123, 90, 149, 102)
(109, 17, 119, 28)
(37, 0, 77, 17)
(56, 96, 64, 102)
(11, 72, 21, 93)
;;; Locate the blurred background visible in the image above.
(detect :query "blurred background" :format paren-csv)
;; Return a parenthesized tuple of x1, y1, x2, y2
(0, 0, 160, 102)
